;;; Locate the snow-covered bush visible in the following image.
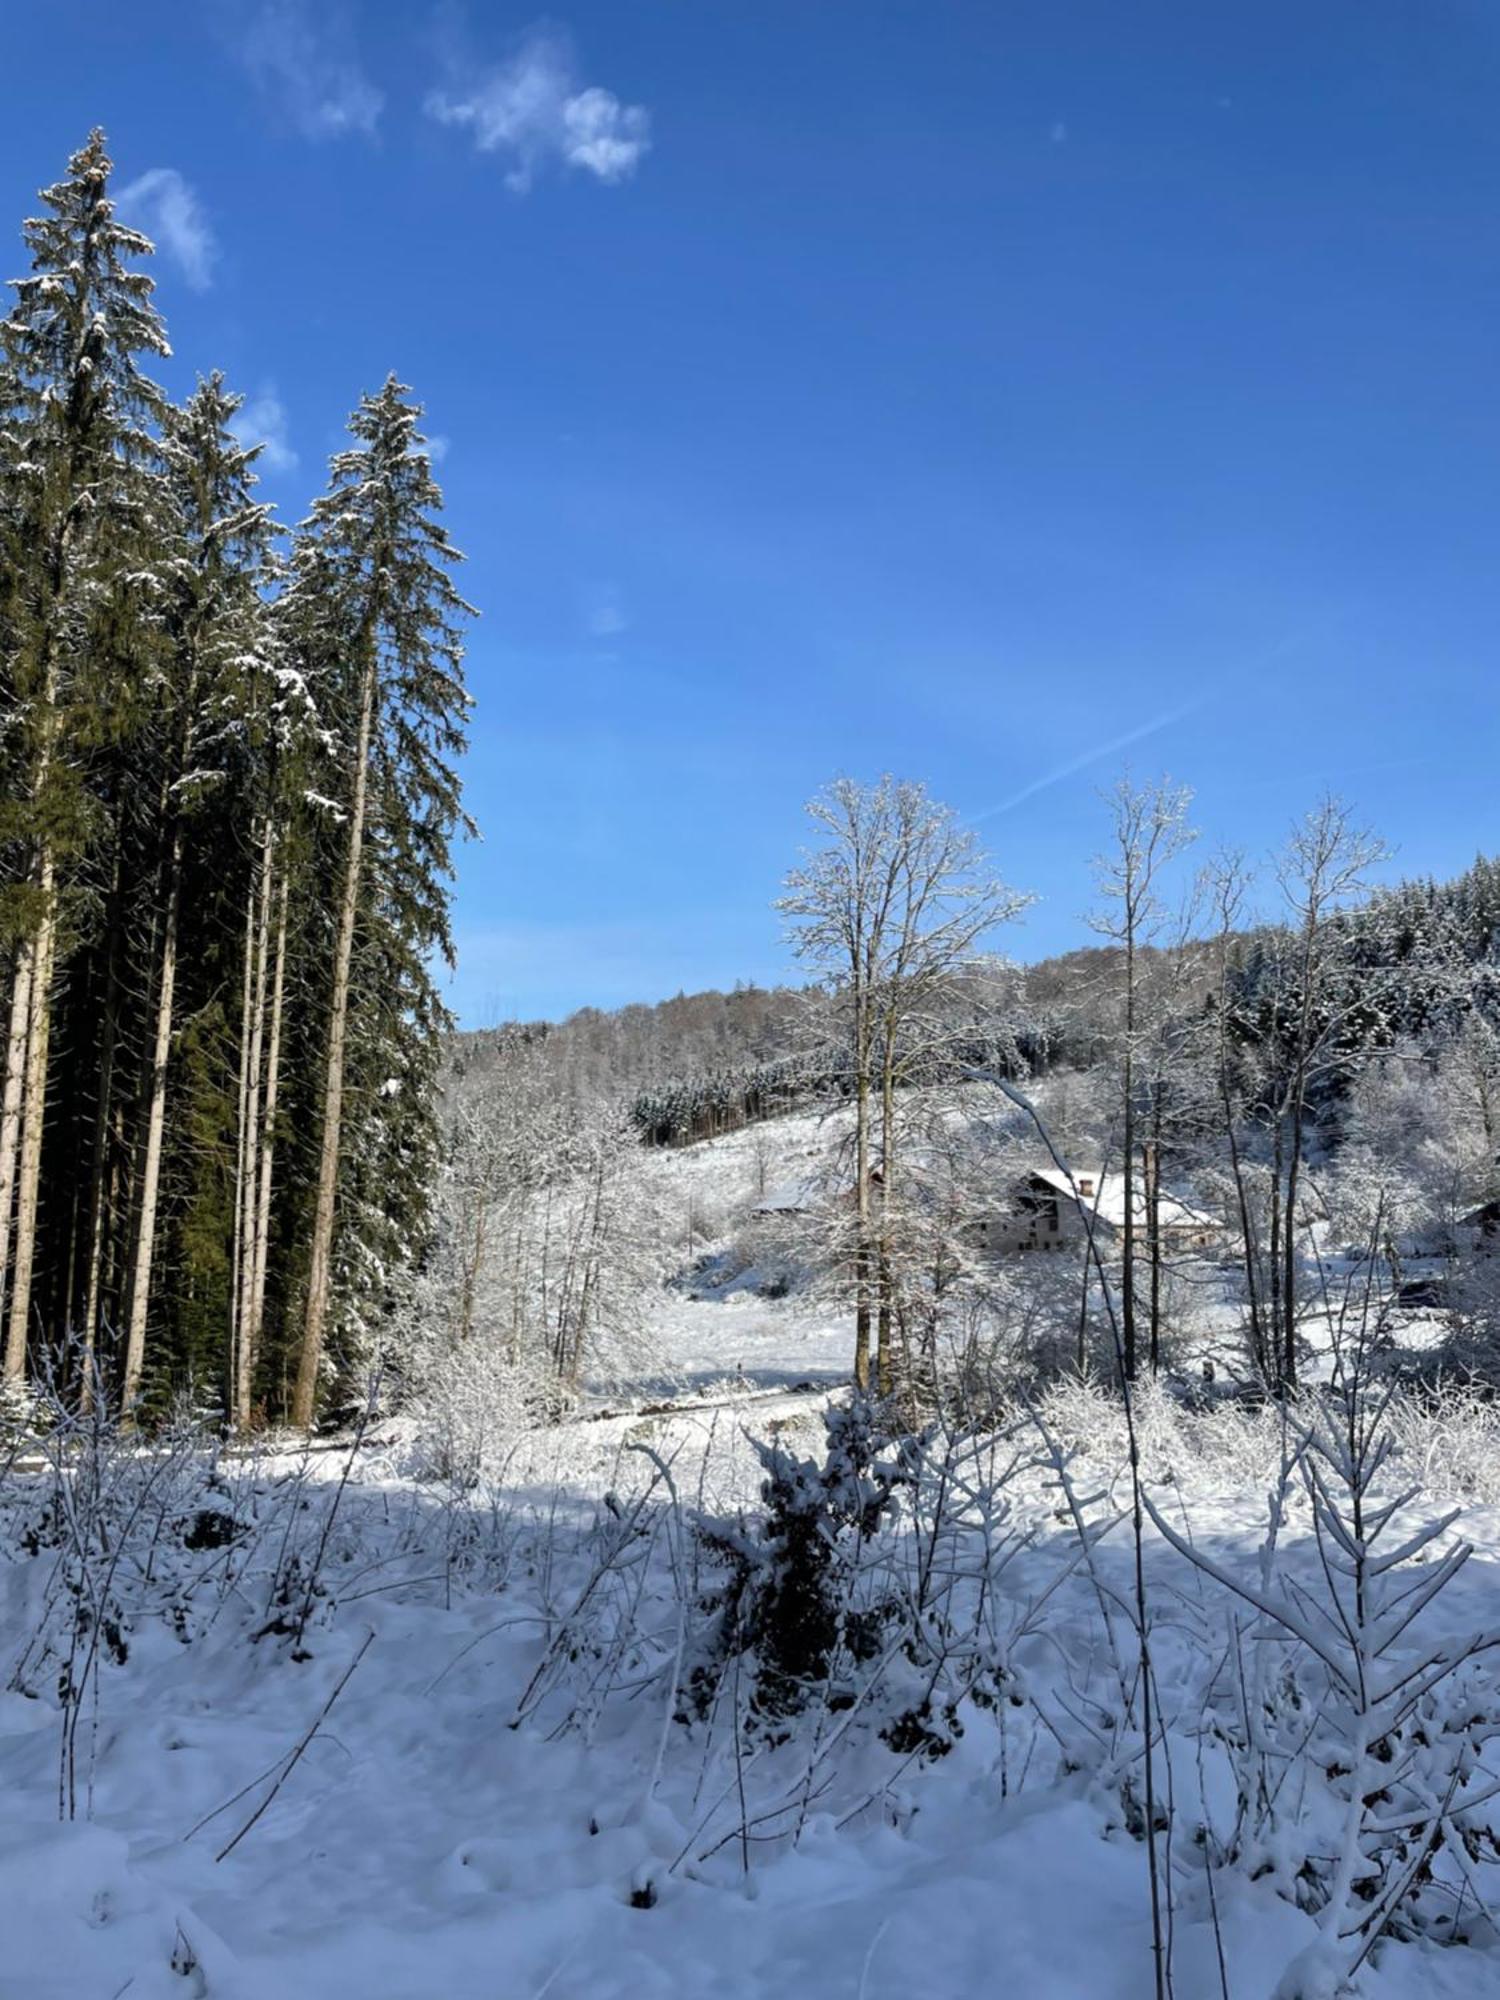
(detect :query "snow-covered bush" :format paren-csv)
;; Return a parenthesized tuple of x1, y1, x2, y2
(687, 1394, 910, 1730)
(1384, 1385, 1500, 1504)
(1435, 1254, 1500, 1388)
(700, 1213, 812, 1301)
(400, 1058, 668, 1452)
(400, 1325, 553, 1485)
(1323, 1144, 1432, 1268)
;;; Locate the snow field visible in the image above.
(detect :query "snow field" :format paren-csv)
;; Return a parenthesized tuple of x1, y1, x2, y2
(5, 1374, 1500, 1998)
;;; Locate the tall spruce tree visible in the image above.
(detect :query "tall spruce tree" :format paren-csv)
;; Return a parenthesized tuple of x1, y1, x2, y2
(288, 378, 473, 1427)
(118, 376, 278, 1408)
(0, 130, 170, 1385)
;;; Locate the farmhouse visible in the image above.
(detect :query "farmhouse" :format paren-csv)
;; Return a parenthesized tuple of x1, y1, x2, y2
(1403, 1198, 1500, 1260)
(1458, 1197, 1500, 1249)
(975, 1167, 1220, 1256)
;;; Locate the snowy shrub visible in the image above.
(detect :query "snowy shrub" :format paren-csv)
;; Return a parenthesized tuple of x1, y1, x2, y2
(932, 1267, 1088, 1413)
(1324, 1145, 1432, 1266)
(424, 1075, 667, 1409)
(3, 1391, 227, 1816)
(688, 1394, 910, 1730)
(709, 1214, 811, 1302)
(1022, 1373, 1276, 1497)
(1384, 1387, 1500, 1506)
(677, 1397, 1067, 1792)
(1432, 1255, 1500, 1388)
(402, 1330, 552, 1486)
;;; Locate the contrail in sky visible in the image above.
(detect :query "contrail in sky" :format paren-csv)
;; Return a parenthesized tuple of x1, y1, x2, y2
(969, 618, 1339, 825)
(970, 698, 1207, 824)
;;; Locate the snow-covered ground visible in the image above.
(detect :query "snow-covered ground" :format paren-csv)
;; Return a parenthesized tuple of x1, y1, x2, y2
(6, 1116, 1500, 1999)
(7, 1402, 1498, 2000)
(614, 1284, 851, 1402)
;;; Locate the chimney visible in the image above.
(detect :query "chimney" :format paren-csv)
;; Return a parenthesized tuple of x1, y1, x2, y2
(1078, 1177, 1095, 1199)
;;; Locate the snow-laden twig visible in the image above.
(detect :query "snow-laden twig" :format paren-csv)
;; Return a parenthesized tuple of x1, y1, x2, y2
(214, 1629, 375, 1862)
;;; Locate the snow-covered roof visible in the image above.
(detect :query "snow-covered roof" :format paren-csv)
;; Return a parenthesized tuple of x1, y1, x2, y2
(754, 1177, 823, 1214)
(1026, 1168, 1217, 1234)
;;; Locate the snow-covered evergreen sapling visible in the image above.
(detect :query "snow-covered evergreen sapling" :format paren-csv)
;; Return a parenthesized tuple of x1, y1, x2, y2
(686, 1394, 909, 1731)
(1145, 1351, 1500, 1995)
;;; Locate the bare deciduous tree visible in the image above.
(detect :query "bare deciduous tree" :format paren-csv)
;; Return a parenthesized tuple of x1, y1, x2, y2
(779, 775, 1028, 1394)
(1089, 775, 1196, 1380)
(1268, 798, 1387, 1388)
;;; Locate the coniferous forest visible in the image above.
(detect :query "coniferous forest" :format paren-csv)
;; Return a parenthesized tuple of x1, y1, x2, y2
(0, 133, 472, 1428)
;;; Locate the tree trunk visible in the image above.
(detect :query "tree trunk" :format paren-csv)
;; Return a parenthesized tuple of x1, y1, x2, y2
(458, 1196, 487, 1345)
(1282, 1104, 1305, 1390)
(1121, 929, 1137, 1382)
(229, 842, 260, 1421)
(1272, 1120, 1288, 1384)
(1160, 1128, 1168, 1376)
(1281, 914, 1325, 1392)
(231, 822, 275, 1425)
(240, 864, 289, 1427)
(876, 1031, 896, 1397)
(853, 1056, 872, 1392)
(292, 635, 378, 1429)
(1217, 1030, 1266, 1377)
(78, 815, 130, 1406)
(120, 822, 185, 1411)
(0, 944, 36, 1358)
(4, 854, 57, 1383)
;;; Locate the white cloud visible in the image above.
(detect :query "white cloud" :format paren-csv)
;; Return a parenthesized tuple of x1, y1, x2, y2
(426, 433, 451, 463)
(235, 1, 383, 141)
(118, 169, 216, 291)
(230, 387, 298, 475)
(427, 25, 650, 192)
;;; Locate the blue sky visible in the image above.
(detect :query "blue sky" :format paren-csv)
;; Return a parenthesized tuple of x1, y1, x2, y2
(3, 2, 1497, 1022)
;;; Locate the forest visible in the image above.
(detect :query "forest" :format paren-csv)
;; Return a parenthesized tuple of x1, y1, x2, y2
(0, 133, 471, 1432)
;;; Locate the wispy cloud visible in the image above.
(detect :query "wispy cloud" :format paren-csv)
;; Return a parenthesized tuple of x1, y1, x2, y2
(585, 584, 628, 639)
(973, 700, 1205, 823)
(970, 618, 1341, 826)
(117, 169, 216, 291)
(234, 1, 383, 140)
(427, 24, 651, 192)
(230, 387, 298, 475)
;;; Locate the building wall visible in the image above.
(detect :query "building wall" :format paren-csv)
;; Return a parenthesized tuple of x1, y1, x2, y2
(976, 1189, 1219, 1258)
(977, 1189, 1093, 1254)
